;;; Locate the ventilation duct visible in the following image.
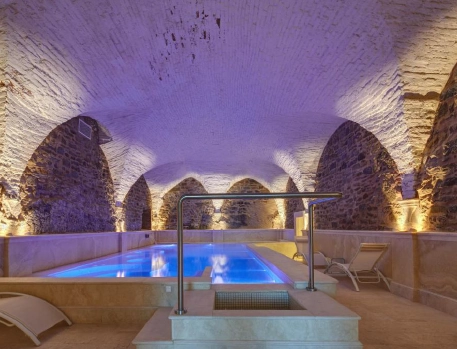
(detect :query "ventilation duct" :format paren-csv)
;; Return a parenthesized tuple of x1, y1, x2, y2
(78, 119, 92, 140)
(96, 121, 113, 144)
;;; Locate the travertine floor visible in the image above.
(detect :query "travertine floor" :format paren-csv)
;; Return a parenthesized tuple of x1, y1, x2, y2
(0, 324, 141, 349)
(1, 279, 457, 349)
(334, 278, 457, 349)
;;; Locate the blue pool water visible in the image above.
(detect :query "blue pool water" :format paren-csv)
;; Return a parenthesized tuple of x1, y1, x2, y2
(45, 244, 284, 284)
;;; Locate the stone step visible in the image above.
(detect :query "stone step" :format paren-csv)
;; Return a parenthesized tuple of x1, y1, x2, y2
(132, 307, 173, 349)
(132, 290, 362, 349)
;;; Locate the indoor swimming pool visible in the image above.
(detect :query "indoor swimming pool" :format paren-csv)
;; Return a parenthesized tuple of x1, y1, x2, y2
(43, 243, 284, 284)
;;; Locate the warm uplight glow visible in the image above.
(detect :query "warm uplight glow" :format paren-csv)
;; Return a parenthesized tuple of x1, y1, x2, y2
(276, 198, 286, 228)
(294, 210, 308, 236)
(0, 223, 8, 236)
(0, 222, 29, 236)
(212, 212, 227, 230)
(212, 199, 224, 210)
(16, 223, 29, 236)
(397, 199, 421, 232)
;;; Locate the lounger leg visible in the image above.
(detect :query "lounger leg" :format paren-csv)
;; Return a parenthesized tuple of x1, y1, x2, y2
(346, 270, 360, 292)
(376, 268, 391, 292)
(325, 264, 360, 291)
(292, 252, 306, 262)
(0, 314, 41, 346)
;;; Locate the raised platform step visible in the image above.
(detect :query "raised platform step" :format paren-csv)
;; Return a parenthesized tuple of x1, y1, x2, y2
(132, 307, 173, 348)
(132, 289, 362, 349)
(249, 245, 338, 296)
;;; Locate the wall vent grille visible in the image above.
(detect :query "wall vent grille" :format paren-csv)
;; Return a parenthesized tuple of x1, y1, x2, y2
(78, 119, 92, 140)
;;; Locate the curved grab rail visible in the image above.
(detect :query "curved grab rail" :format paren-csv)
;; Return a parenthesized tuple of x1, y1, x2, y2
(175, 192, 342, 315)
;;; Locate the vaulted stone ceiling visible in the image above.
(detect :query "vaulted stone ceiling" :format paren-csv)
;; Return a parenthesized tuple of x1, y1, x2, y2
(1, 0, 457, 206)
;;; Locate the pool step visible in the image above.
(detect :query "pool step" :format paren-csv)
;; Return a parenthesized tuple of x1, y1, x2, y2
(132, 307, 173, 349)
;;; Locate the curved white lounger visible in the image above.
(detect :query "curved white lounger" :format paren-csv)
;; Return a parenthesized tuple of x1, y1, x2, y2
(0, 292, 72, 346)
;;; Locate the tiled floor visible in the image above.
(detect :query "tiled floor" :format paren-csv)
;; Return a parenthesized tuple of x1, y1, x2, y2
(0, 323, 141, 349)
(1, 279, 457, 349)
(334, 278, 457, 349)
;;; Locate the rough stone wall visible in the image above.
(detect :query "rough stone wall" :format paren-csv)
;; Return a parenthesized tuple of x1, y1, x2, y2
(123, 175, 152, 231)
(284, 178, 305, 229)
(19, 117, 116, 234)
(315, 121, 402, 230)
(220, 179, 280, 229)
(0, 6, 7, 161)
(157, 178, 213, 230)
(416, 63, 457, 231)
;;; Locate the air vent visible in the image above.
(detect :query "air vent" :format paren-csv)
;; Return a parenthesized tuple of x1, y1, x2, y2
(78, 119, 92, 140)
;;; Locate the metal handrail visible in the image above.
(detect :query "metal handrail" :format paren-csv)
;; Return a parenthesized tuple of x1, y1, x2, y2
(174, 191, 342, 315)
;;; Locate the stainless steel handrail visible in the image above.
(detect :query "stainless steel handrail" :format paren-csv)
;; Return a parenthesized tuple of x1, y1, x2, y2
(174, 192, 342, 315)
(306, 197, 340, 292)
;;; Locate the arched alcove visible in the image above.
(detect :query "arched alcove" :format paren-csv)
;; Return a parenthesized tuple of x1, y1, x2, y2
(416, 63, 457, 231)
(19, 116, 116, 234)
(315, 121, 402, 230)
(123, 175, 152, 231)
(284, 178, 305, 229)
(220, 178, 280, 229)
(157, 177, 213, 230)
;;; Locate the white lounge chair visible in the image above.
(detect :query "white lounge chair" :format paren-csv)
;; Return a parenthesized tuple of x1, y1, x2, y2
(292, 235, 309, 261)
(0, 292, 72, 346)
(292, 236, 330, 268)
(324, 243, 390, 292)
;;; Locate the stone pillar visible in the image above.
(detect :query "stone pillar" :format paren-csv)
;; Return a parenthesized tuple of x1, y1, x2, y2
(293, 210, 308, 236)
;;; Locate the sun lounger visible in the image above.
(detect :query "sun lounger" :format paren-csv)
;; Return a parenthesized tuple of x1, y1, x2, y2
(292, 236, 330, 268)
(324, 243, 390, 291)
(0, 292, 72, 346)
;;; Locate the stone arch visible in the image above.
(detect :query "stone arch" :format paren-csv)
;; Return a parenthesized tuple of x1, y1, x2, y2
(314, 121, 402, 230)
(157, 177, 213, 230)
(19, 116, 116, 234)
(416, 62, 457, 231)
(284, 178, 305, 229)
(220, 178, 280, 229)
(123, 175, 152, 231)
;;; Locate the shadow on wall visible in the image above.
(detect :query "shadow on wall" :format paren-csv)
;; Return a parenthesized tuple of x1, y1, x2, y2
(314, 121, 402, 231)
(19, 116, 116, 234)
(220, 178, 281, 229)
(122, 175, 152, 231)
(416, 62, 457, 232)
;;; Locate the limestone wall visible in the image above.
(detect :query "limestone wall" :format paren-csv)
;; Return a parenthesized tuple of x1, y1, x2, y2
(314, 121, 402, 230)
(416, 63, 457, 231)
(18, 117, 116, 234)
(418, 234, 457, 315)
(123, 176, 152, 231)
(220, 179, 280, 229)
(154, 229, 286, 244)
(3, 231, 155, 276)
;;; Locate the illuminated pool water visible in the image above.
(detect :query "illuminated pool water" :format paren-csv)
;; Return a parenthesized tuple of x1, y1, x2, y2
(45, 244, 284, 284)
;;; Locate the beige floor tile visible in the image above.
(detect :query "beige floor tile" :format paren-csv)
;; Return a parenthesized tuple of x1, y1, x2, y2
(334, 278, 457, 349)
